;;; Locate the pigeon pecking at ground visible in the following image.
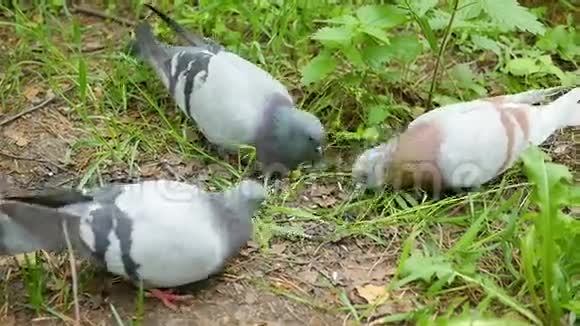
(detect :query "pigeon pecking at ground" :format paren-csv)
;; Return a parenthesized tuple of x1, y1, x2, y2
(0, 179, 266, 310)
(352, 86, 580, 197)
(128, 4, 325, 186)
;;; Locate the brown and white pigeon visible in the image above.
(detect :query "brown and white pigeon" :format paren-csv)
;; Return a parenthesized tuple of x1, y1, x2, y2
(129, 5, 325, 184)
(0, 179, 266, 310)
(352, 87, 580, 195)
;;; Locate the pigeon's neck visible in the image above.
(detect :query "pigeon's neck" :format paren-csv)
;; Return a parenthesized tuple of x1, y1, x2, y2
(209, 191, 254, 257)
(379, 138, 398, 160)
(221, 188, 258, 218)
(254, 94, 296, 169)
(264, 95, 295, 137)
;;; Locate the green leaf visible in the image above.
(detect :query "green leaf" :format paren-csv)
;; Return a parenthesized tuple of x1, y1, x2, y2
(570, 186, 580, 205)
(456, 0, 483, 20)
(398, 252, 455, 286)
(361, 25, 391, 44)
(537, 55, 569, 82)
(520, 146, 574, 324)
(367, 105, 390, 126)
(363, 45, 392, 68)
(479, 0, 545, 35)
(324, 14, 359, 27)
(401, 0, 438, 17)
(363, 34, 422, 66)
(388, 34, 423, 63)
(311, 26, 354, 46)
(356, 5, 408, 29)
(448, 63, 487, 96)
(505, 58, 540, 76)
(441, 316, 533, 326)
(428, 9, 476, 31)
(340, 46, 365, 68)
(300, 52, 337, 86)
(362, 127, 380, 142)
(536, 26, 580, 62)
(471, 35, 501, 56)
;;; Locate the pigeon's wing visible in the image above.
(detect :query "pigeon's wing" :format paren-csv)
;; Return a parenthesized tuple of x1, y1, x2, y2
(0, 201, 85, 255)
(218, 52, 292, 101)
(408, 98, 497, 130)
(434, 107, 520, 188)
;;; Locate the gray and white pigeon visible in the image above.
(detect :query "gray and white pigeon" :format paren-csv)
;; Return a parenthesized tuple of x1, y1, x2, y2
(0, 179, 266, 310)
(130, 4, 325, 183)
(352, 87, 580, 196)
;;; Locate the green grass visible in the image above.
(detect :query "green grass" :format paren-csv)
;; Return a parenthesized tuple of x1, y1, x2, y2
(0, 0, 579, 325)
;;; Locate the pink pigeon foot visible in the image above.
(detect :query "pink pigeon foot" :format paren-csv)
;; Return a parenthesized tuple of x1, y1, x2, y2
(145, 289, 194, 311)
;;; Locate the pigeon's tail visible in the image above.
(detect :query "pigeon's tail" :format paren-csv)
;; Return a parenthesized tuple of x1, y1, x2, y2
(133, 22, 172, 86)
(529, 87, 580, 145)
(545, 87, 580, 128)
(144, 4, 206, 47)
(4, 188, 92, 208)
(133, 22, 163, 60)
(0, 201, 82, 255)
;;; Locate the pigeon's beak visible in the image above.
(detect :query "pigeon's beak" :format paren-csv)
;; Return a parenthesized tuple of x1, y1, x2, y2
(316, 146, 323, 155)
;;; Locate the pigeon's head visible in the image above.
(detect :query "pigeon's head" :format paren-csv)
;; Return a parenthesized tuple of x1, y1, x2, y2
(279, 109, 325, 164)
(352, 141, 397, 189)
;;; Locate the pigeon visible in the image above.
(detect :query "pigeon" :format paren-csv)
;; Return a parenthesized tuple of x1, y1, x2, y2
(352, 87, 580, 196)
(0, 179, 266, 310)
(129, 4, 325, 184)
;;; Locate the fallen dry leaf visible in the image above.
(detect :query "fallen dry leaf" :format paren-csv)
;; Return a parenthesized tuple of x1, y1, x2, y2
(553, 144, 569, 155)
(12, 253, 37, 266)
(297, 269, 319, 284)
(270, 243, 287, 255)
(0, 315, 16, 326)
(309, 184, 335, 197)
(3, 128, 29, 147)
(244, 291, 257, 305)
(22, 85, 42, 102)
(139, 162, 161, 177)
(312, 195, 338, 208)
(355, 283, 389, 305)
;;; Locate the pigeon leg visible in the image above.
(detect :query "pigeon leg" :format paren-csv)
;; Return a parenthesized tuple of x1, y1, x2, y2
(145, 289, 194, 311)
(262, 171, 284, 195)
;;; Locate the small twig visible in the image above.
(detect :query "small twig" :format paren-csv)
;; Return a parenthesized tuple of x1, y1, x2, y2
(0, 151, 68, 171)
(62, 220, 80, 326)
(81, 45, 106, 53)
(72, 5, 135, 27)
(0, 85, 75, 127)
(161, 160, 184, 181)
(425, 0, 460, 110)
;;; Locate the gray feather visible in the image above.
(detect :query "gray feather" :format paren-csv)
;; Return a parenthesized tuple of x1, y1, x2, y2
(133, 22, 172, 85)
(0, 201, 87, 255)
(4, 188, 92, 208)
